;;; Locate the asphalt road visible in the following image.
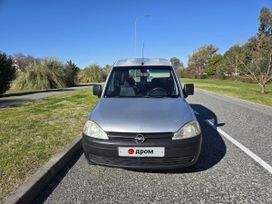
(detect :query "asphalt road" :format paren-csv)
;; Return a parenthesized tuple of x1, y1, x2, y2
(36, 90, 272, 204)
(0, 86, 90, 108)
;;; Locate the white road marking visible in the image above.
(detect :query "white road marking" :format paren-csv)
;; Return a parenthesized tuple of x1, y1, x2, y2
(193, 110, 272, 175)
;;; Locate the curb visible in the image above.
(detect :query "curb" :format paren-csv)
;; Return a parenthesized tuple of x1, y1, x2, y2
(3, 135, 82, 204)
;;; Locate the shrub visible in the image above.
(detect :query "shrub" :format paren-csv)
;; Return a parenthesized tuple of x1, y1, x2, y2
(101, 65, 111, 81)
(77, 64, 104, 83)
(200, 74, 208, 79)
(13, 59, 66, 90)
(0, 52, 16, 95)
(64, 60, 80, 87)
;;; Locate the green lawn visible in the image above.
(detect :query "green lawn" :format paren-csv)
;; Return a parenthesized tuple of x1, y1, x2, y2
(181, 78, 272, 107)
(0, 88, 98, 201)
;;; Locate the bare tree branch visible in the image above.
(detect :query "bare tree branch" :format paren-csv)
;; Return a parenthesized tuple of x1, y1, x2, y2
(264, 53, 272, 84)
(240, 59, 261, 85)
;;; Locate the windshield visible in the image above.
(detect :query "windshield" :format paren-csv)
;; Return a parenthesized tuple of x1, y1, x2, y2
(104, 66, 180, 98)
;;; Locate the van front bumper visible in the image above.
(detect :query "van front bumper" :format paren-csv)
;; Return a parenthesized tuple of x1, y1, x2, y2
(82, 133, 202, 170)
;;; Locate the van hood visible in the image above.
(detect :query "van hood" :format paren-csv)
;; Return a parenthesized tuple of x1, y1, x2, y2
(89, 98, 195, 133)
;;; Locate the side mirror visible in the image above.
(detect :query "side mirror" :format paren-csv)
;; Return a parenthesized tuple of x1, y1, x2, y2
(93, 84, 102, 97)
(183, 83, 194, 98)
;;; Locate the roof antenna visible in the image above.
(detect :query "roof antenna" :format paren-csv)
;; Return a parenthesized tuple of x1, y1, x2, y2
(141, 42, 144, 65)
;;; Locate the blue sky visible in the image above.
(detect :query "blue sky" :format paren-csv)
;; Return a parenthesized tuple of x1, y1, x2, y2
(0, 0, 271, 68)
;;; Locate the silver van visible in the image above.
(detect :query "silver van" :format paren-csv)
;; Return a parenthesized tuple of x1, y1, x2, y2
(82, 58, 202, 169)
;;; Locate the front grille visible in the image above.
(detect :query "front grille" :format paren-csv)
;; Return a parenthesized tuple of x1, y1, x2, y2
(107, 132, 173, 139)
(89, 154, 194, 167)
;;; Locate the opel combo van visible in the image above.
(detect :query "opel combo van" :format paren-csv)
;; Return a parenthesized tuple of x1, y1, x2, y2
(82, 58, 202, 169)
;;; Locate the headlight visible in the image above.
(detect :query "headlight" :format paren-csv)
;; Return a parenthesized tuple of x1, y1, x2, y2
(83, 121, 109, 140)
(172, 121, 201, 140)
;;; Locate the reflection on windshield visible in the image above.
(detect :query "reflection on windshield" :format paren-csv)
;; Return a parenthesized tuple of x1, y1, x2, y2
(104, 66, 180, 98)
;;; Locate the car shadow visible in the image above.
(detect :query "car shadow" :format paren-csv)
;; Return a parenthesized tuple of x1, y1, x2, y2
(191, 104, 225, 127)
(131, 104, 227, 174)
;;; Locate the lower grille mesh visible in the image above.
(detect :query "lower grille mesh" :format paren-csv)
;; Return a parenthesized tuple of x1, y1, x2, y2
(89, 154, 194, 167)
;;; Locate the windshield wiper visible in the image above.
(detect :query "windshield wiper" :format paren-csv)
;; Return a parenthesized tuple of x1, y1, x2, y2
(104, 96, 120, 98)
(106, 95, 178, 98)
(144, 95, 166, 98)
(144, 95, 179, 98)
(169, 94, 179, 98)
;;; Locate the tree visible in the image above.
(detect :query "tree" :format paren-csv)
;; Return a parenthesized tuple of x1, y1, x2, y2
(170, 57, 185, 77)
(170, 57, 184, 69)
(187, 44, 218, 78)
(0, 52, 16, 94)
(240, 8, 272, 93)
(205, 54, 223, 75)
(64, 60, 79, 87)
(12, 53, 40, 71)
(223, 45, 242, 77)
(258, 8, 272, 37)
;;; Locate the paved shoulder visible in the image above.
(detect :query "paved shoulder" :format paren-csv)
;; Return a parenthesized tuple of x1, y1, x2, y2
(0, 87, 89, 108)
(188, 89, 272, 166)
(40, 152, 272, 204)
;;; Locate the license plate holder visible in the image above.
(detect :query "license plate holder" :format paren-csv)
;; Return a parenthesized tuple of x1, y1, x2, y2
(118, 147, 165, 157)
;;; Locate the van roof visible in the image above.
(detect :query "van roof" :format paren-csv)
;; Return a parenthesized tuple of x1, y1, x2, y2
(114, 58, 171, 67)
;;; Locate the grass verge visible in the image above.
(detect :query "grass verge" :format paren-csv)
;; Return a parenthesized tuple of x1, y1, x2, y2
(0, 88, 98, 201)
(181, 78, 272, 107)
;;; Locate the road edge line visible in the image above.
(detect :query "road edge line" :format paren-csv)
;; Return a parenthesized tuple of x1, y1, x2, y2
(3, 134, 82, 204)
(213, 123, 272, 174)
